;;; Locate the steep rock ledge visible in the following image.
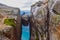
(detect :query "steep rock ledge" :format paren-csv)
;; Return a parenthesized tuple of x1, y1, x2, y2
(30, 0, 60, 40)
(0, 3, 21, 40)
(30, 1, 48, 40)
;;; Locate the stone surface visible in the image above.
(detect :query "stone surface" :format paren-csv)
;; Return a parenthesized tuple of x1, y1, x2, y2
(49, 0, 60, 40)
(53, 1, 60, 15)
(30, 0, 60, 40)
(30, 1, 48, 40)
(0, 3, 21, 40)
(22, 14, 29, 26)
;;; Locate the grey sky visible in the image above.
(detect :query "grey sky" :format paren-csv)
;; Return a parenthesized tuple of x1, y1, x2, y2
(0, 0, 45, 10)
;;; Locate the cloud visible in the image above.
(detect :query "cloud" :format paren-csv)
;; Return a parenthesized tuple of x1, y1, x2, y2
(0, 0, 40, 10)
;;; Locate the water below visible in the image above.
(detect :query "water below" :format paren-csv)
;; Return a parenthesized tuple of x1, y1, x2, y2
(21, 11, 30, 40)
(21, 24, 30, 40)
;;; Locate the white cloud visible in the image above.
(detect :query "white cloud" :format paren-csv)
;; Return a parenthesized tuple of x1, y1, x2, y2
(0, 0, 40, 10)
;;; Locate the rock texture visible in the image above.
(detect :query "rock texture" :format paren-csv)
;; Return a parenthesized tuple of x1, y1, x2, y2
(30, 0, 60, 40)
(49, 0, 60, 40)
(22, 14, 29, 26)
(0, 3, 21, 40)
(30, 1, 48, 40)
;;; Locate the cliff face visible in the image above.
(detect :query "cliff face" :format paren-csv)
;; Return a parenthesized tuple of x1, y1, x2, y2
(30, 1, 48, 40)
(49, 0, 60, 40)
(30, 0, 60, 40)
(0, 3, 21, 40)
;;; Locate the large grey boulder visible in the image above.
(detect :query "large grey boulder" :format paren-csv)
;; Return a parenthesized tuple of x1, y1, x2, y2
(22, 14, 29, 26)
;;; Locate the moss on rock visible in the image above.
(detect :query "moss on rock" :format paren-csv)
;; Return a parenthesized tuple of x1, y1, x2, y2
(4, 18, 16, 26)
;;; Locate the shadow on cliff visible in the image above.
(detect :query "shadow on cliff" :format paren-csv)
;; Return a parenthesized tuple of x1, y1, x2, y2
(21, 12, 30, 26)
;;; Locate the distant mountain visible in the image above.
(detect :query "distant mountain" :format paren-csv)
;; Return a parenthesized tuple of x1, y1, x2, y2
(20, 10, 30, 16)
(0, 3, 7, 6)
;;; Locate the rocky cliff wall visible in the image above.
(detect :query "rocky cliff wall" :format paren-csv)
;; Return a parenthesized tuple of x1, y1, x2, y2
(30, 0, 60, 40)
(0, 3, 21, 40)
(30, 1, 48, 40)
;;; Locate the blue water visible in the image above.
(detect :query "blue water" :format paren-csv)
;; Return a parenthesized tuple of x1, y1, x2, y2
(20, 10, 30, 40)
(21, 25, 30, 40)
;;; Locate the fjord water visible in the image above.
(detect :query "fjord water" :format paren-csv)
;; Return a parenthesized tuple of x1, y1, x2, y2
(21, 25, 30, 40)
(20, 11, 30, 40)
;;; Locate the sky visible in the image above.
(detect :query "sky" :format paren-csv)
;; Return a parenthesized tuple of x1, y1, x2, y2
(0, 0, 43, 11)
